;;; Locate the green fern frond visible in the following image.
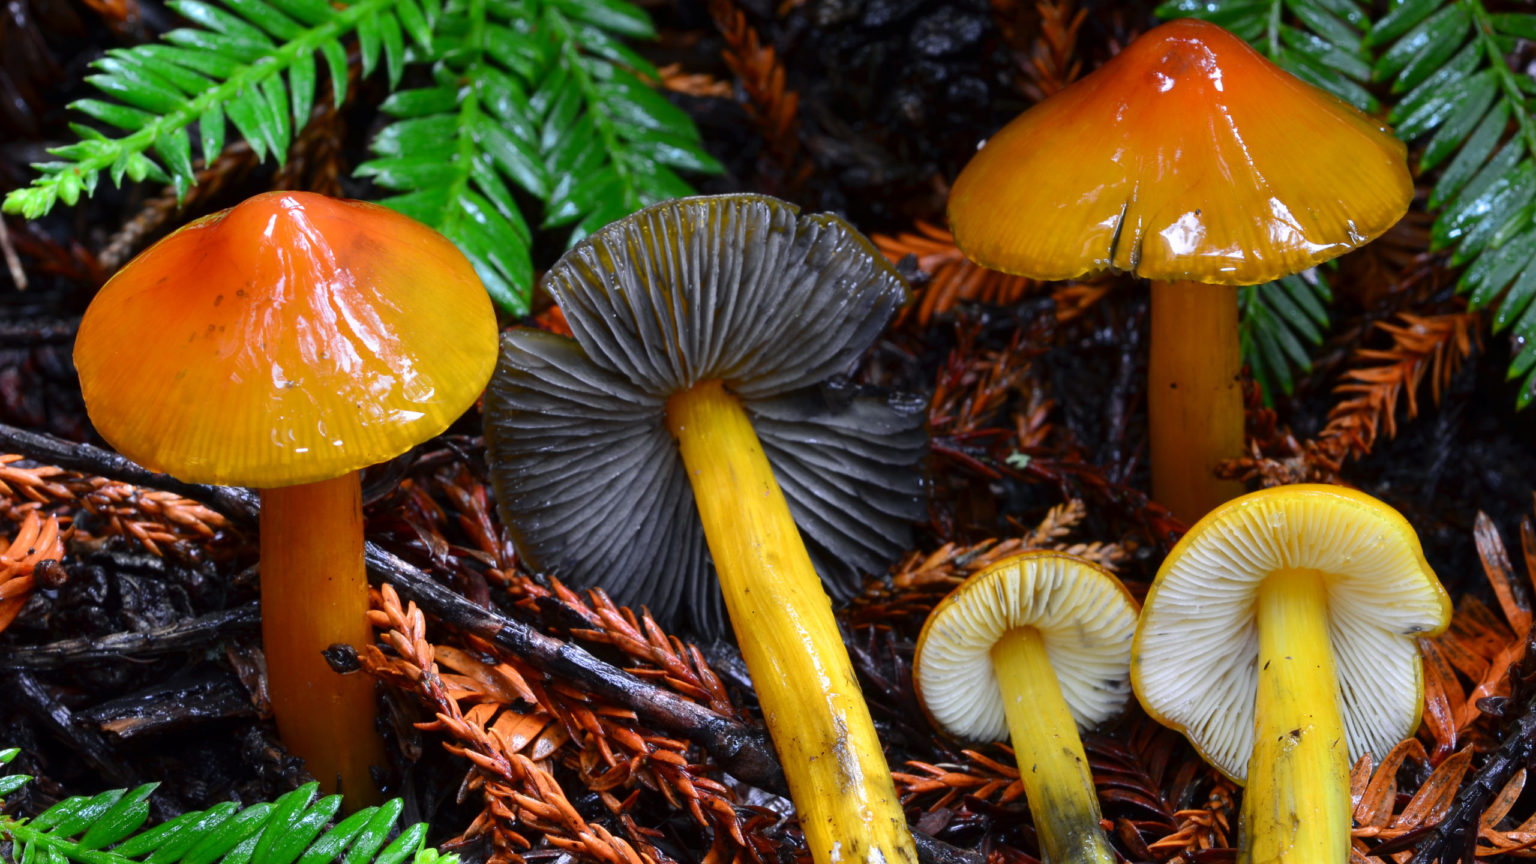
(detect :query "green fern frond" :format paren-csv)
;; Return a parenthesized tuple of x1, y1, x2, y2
(0, 749, 453, 864)
(1155, 0, 1377, 110)
(5, 0, 720, 315)
(357, 0, 722, 314)
(1239, 272, 1333, 402)
(1368, 0, 1536, 406)
(1, 0, 431, 219)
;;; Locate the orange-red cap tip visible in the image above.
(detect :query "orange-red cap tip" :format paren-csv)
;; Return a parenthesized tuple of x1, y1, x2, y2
(949, 18, 1412, 286)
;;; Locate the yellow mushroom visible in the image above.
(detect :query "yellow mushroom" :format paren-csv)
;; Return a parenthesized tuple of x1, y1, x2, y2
(1132, 485, 1452, 864)
(483, 194, 925, 864)
(914, 552, 1139, 864)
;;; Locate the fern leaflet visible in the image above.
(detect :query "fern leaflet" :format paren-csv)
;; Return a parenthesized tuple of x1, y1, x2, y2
(357, 0, 722, 314)
(1239, 272, 1334, 401)
(1368, 0, 1536, 406)
(0, 749, 453, 864)
(4, 0, 721, 315)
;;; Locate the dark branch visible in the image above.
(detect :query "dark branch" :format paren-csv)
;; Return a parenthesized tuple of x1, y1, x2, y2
(0, 603, 260, 668)
(0, 422, 259, 523)
(365, 544, 984, 864)
(365, 543, 785, 787)
(6, 669, 140, 787)
(1383, 694, 1536, 864)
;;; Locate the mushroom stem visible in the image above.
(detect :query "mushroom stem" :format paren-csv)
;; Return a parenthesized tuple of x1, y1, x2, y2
(666, 379, 917, 864)
(1242, 571, 1350, 864)
(991, 627, 1117, 864)
(1148, 279, 1246, 523)
(261, 474, 385, 806)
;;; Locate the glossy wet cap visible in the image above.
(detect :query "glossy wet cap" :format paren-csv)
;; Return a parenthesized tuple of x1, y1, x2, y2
(914, 552, 1140, 742)
(949, 18, 1412, 286)
(484, 194, 926, 635)
(75, 191, 499, 487)
(1132, 485, 1451, 782)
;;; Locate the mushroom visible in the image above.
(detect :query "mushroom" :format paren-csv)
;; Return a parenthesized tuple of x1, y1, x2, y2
(1132, 485, 1451, 864)
(947, 18, 1412, 522)
(483, 194, 926, 864)
(73, 191, 499, 802)
(914, 551, 1139, 864)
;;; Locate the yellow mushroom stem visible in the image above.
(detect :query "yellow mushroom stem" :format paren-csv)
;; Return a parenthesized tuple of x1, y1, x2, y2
(666, 379, 917, 864)
(1148, 279, 1246, 524)
(261, 474, 386, 808)
(1241, 571, 1350, 864)
(991, 627, 1117, 864)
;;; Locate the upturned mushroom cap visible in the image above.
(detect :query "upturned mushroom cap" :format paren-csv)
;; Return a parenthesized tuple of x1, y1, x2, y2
(75, 191, 499, 487)
(914, 552, 1140, 742)
(483, 194, 926, 634)
(1132, 485, 1452, 782)
(948, 18, 1412, 286)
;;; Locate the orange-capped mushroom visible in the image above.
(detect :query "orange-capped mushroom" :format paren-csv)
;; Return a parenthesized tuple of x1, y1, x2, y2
(949, 19, 1411, 521)
(75, 191, 499, 804)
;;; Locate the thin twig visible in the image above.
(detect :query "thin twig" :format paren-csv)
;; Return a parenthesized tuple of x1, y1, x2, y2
(0, 218, 27, 291)
(0, 603, 260, 668)
(0, 423, 259, 523)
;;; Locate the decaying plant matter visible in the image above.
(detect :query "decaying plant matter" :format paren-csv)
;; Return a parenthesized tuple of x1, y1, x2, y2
(363, 582, 783, 864)
(7, 0, 1536, 863)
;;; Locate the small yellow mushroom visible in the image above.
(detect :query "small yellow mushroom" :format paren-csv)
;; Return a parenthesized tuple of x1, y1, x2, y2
(914, 552, 1140, 864)
(1132, 485, 1452, 864)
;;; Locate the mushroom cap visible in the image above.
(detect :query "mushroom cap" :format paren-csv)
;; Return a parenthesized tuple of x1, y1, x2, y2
(913, 552, 1140, 742)
(75, 191, 498, 487)
(1132, 484, 1452, 783)
(948, 18, 1412, 286)
(483, 194, 926, 635)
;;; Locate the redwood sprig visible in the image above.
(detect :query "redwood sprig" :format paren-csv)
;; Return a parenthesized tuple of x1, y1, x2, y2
(706, 0, 809, 192)
(364, 580, 771, 864)
(0, 510, 66, 633)
(1223, 311, 1481, 484)
(991, 0, 1088, 100)
(1317, 311, 1481, 466)
(874, 222, 1040, 326)
(0, 453, 231, 557)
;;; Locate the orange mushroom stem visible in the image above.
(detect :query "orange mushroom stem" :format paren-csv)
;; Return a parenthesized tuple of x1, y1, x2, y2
(1148, 280, 1246, 521)
(260, 476, 383, 802)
